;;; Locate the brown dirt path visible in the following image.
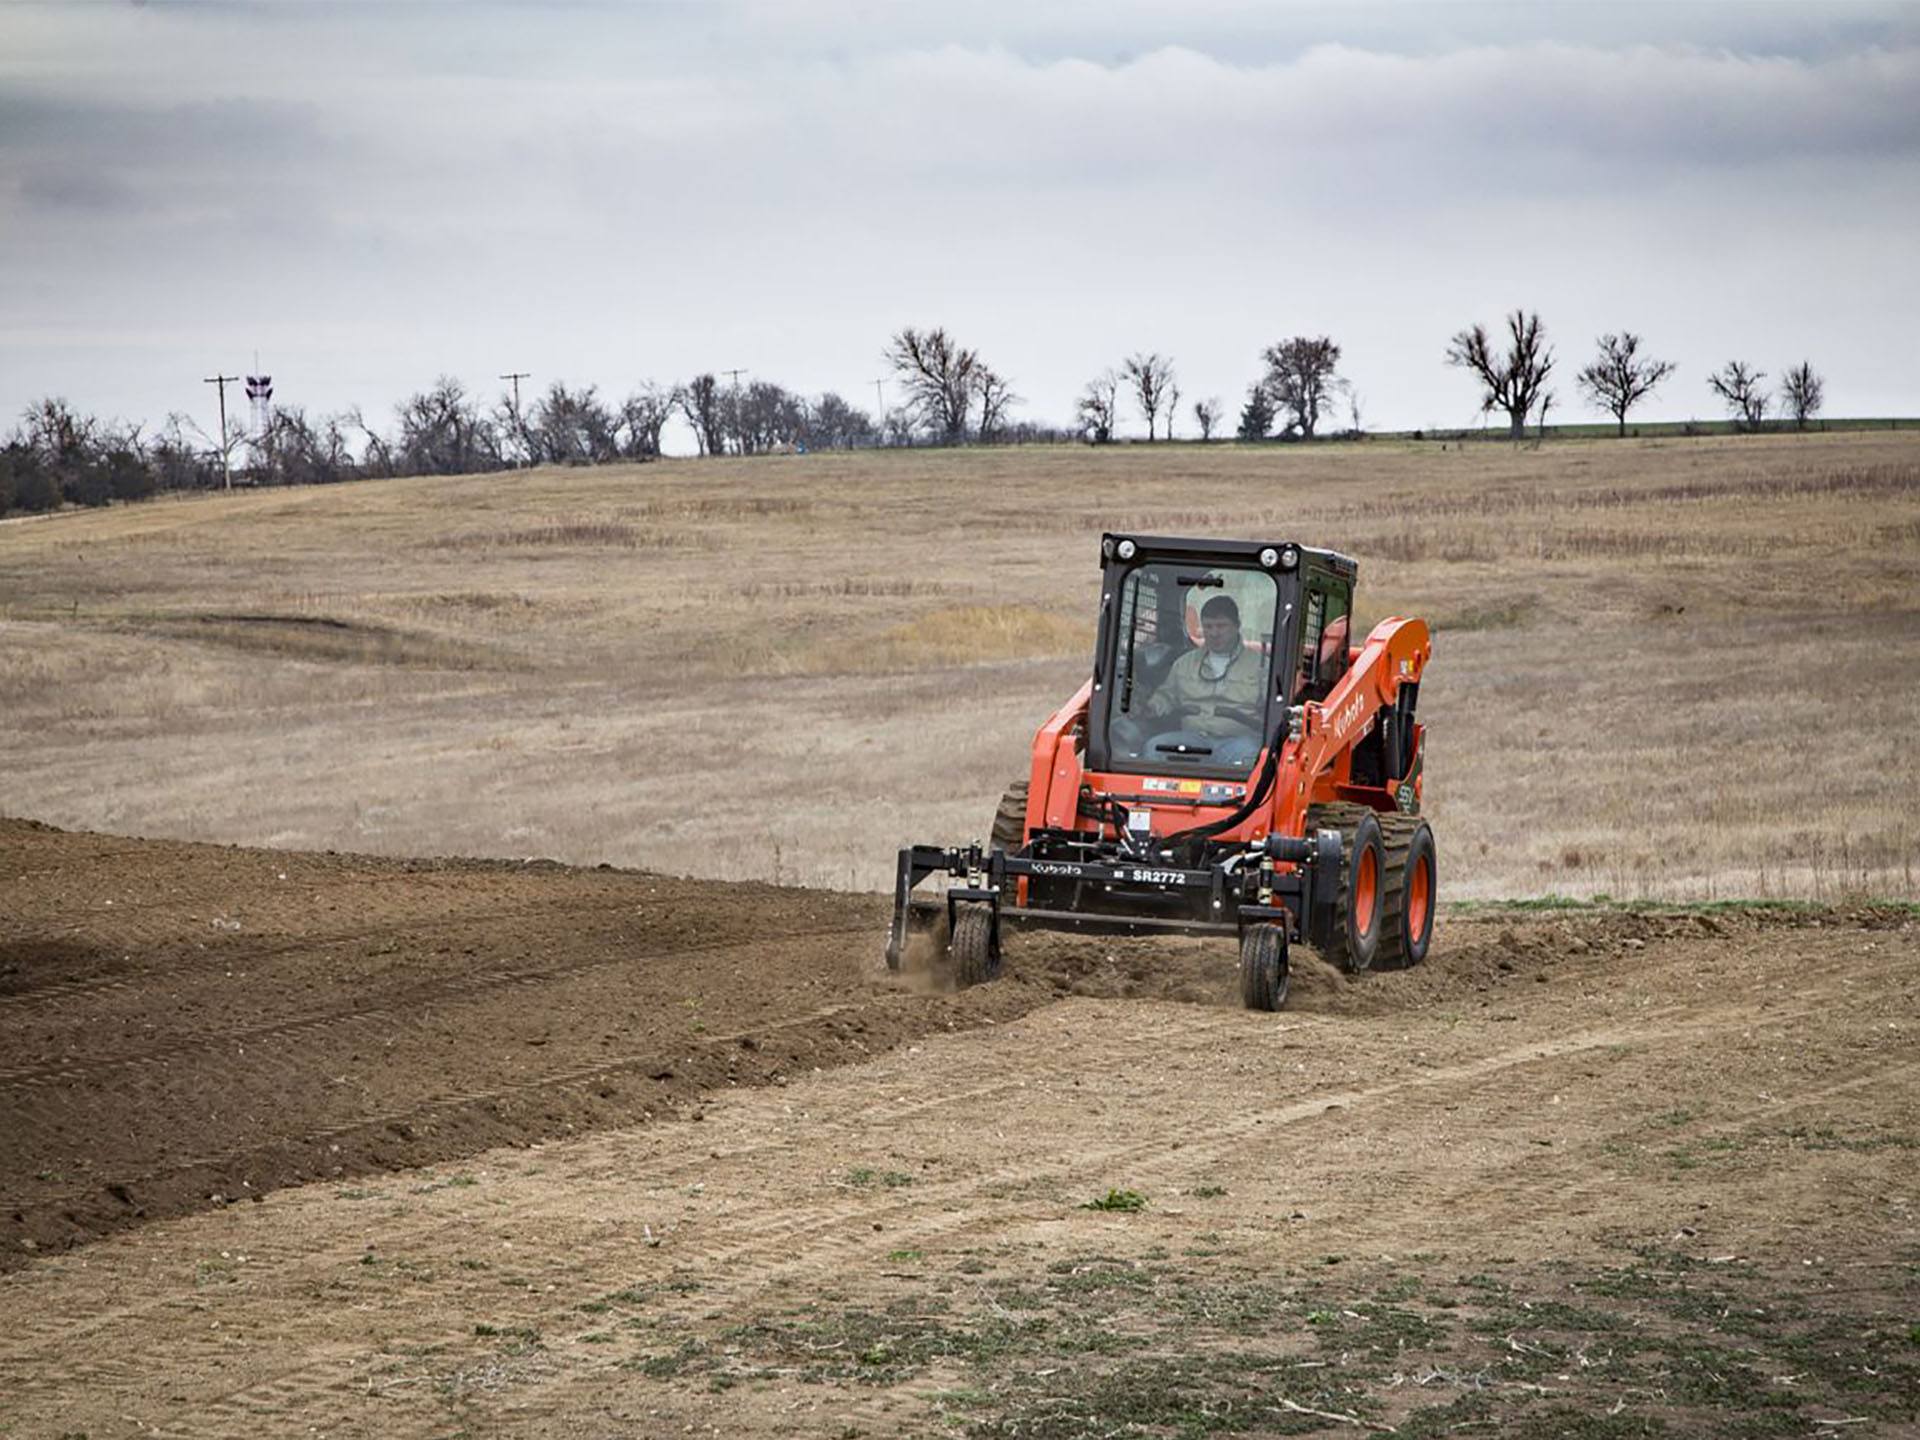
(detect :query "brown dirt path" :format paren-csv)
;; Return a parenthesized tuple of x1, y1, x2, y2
(1, 821, 1916, 1436)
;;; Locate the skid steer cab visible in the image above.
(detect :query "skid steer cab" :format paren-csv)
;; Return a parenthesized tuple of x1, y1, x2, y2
(886, 533, 1436, 1011)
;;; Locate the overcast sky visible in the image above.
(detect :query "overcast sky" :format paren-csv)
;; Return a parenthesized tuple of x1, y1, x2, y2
(2, 1, 1916, 448)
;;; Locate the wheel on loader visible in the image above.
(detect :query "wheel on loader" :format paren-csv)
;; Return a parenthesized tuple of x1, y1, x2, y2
(1239, 924, 1288, 1011)
(1307, 803, 1436, 972)
(949, 900, 1001, 987)
(1377, 815, 1437, 969)
(1307, 803, 1385, 972)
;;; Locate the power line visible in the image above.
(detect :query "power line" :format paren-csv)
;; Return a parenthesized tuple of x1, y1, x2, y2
(202, 373, 239, 490)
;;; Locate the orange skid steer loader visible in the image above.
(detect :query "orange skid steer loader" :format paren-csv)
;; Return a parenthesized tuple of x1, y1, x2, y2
(886, 534, 1435, 1010)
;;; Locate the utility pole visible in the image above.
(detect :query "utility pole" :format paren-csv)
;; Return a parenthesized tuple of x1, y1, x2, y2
(203, 372, 239, 489)
(721, 369, 746, 456)
(872, 377, 887, 427)
(499, 371, 531, 466)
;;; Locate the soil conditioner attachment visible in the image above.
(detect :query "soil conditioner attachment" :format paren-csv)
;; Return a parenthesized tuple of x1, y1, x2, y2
(886, 533, 1437, 1010)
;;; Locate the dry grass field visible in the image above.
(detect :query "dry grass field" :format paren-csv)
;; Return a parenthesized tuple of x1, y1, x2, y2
(4, 436, 1919, 1439)
(2, 430, 1917, 900)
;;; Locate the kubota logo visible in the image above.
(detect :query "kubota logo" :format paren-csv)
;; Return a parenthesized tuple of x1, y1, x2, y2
(1332, 692, 1367, 739)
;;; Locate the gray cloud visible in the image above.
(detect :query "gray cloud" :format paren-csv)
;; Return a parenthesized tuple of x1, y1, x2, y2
(1, 2, 1915, 439)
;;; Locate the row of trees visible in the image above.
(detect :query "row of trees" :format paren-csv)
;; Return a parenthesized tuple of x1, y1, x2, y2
(1444, 310, 1827, 438)
(0, 319, 1842, 517)
(0, 374, 890, 516)
(1075, 338, 1353, 446)
(1061, 316, 1828, 447)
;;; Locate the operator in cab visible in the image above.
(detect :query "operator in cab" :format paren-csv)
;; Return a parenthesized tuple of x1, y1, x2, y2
(1141, 594, 1266, 766)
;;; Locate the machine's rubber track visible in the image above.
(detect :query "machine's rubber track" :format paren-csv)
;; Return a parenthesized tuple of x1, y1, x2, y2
(1304, 801, 1379, 973)
(1376, 813, 1436, 970)
(991, 779, 1029, 852)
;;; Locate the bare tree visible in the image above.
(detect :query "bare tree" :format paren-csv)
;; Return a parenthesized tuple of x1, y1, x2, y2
(175, 408, 249, 485)
(260, 406, 357, 485)
(677, 374, 727, 456)
(1446, 310, 1554, 439)
(152, 413, 223, 491)
(1122, 352, 1176, 440)
(732, 380, 806, 454)
(1261, 337, 1343, 440)
(1193, 396, 1221, 441)
(1576, 332, 1676, 436)
(801, 392, 876, 450)
(19, 397, 98, 475)
(1078, 370, 1120, 444)
(886, 327, 980, 444)
(973, 365, 1018, 443)
(615, 382, 676, 460)
(1779, 362, 1824, 431)
(1164, 381, 1180, 440)
(394, 376, 496, 475)
(527, 382, 618, 465)
(1707, 361, 1769, 431)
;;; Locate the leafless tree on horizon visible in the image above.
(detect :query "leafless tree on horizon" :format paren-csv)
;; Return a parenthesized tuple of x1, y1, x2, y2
(678, 373, 727, 455)
(1708, 361, 1770, 431)
(1192, 396, 1221, 441)
(1779, 362, 1825, 431)
(1447, 310, 1554, 439)
(886, 327, 981, 444)
(1078, 369, 1120, 443)
(1261, 336, 1343, 440)
(974, 365, 1019, 443)
(1576, 332, 1676, 436)
(1122, 352, 1176, 440)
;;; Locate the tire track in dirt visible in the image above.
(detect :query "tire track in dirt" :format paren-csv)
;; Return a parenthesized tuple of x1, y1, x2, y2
(0, 923, 870, 1088)
(0, 898, 622, 1011)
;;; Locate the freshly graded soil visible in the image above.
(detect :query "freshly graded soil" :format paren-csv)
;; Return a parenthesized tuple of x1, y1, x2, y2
(2, 818, 1915, 1437)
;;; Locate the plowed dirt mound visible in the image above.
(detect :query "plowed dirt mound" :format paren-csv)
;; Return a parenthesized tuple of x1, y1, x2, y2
(2, 817, 1907, 1273)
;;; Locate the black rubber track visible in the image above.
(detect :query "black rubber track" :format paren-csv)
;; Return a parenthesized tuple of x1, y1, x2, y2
(991, 779, 1029, 852)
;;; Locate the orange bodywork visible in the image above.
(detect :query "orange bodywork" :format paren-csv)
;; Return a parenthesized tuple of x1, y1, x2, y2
(1020, 616, 1431, 864)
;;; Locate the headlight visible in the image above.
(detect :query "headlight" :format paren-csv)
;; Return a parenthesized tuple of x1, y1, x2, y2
(1279, 545, 1300, 570)
(1259, 547, 1279, 568)
(1102, 537, 1115, 558)
(1117, 539, 1137, 560)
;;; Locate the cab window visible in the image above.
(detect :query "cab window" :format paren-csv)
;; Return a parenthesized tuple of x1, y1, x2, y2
(1293, 577, 1352, 703)
(1106, 562, 1278, 774)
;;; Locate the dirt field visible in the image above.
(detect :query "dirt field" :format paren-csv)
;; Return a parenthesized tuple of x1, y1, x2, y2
(3, 432, 1917, 901)
(3, 817, 1916, 1437)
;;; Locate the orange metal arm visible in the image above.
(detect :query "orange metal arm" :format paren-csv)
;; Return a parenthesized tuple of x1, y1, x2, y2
(1269, 617, 1430, 840)
(1028, 679, 1092, 836)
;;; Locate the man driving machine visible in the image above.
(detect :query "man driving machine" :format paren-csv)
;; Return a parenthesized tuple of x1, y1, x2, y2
(1138, 593, 1266, 766)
